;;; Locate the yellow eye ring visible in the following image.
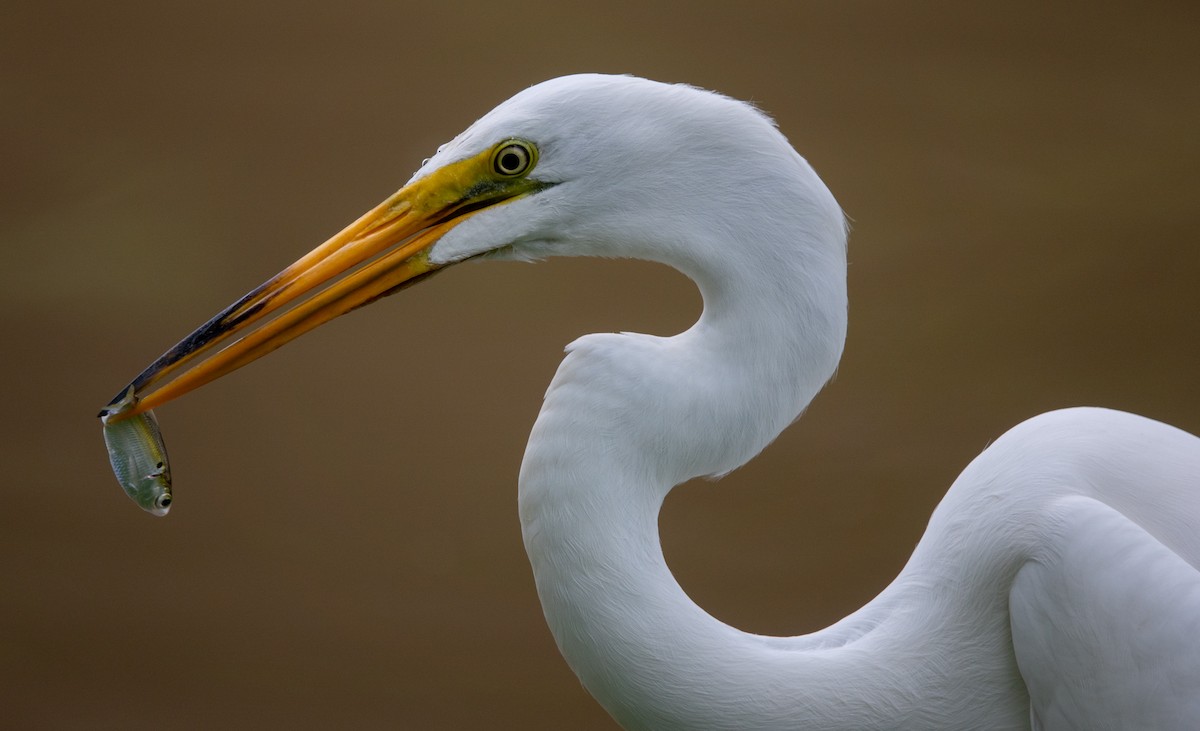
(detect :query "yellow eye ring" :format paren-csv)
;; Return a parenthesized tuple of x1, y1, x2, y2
(491, 140, 537, 178)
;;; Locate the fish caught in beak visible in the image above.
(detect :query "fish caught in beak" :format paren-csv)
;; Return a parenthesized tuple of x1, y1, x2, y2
(99, 138, 547, 513)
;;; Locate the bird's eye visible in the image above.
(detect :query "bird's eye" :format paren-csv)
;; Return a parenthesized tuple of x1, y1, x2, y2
(155, 494, 172, 509)
(492, 141, 536, 177)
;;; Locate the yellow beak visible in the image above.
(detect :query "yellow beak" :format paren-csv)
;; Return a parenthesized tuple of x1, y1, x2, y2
(101, 141, 545, 419)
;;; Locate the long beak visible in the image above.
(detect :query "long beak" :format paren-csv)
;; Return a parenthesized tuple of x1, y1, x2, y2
(101, 144, 545, 419)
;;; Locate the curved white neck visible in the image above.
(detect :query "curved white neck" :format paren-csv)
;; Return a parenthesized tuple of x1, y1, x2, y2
(510, 126, 1043, 726)
(511, 185, 1049, 727)
(517, 211, 876, 728)
(515, 309, 865, 729)
(515, 290, 1027, 730)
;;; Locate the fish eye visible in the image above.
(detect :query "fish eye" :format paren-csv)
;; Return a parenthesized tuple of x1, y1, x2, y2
(492, 140, 536, 177)
(155, 494, 172, 509)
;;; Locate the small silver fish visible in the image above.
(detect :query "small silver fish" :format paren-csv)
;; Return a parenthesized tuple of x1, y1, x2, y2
(100, 387, 173, 516)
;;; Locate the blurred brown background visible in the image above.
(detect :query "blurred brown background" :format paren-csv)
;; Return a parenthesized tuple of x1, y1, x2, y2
(2, 2, 1198, 728)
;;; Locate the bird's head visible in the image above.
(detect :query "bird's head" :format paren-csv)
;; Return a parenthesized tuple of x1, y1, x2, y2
(102, 74, 842, 417)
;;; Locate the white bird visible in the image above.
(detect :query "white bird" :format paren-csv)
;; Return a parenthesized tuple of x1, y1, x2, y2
(114, 74, 1200, 730)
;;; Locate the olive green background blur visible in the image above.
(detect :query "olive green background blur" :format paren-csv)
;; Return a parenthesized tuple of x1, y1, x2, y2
(3, 2, 1198, 728)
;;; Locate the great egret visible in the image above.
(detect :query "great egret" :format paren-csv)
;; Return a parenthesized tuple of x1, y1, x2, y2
(106, 74, 1200, 729)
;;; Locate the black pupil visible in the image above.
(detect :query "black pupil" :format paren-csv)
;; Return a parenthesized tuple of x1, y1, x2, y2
(159, 497, 171, 506)
(500, 150, 523, 172)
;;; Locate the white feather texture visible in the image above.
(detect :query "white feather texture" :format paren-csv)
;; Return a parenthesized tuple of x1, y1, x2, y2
(420, 75, 1200, 730)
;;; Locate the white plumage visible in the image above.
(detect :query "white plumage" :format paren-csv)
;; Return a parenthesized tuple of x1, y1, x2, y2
(415, 75, 1200, 730)
(128, 73, 1200, 729)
